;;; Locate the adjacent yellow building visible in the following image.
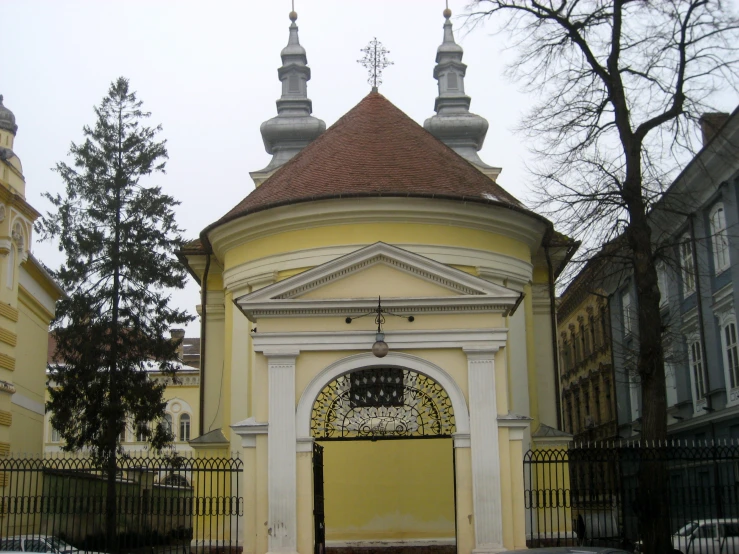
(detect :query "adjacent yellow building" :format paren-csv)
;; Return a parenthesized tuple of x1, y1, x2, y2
(179, 9, 576, 554)
(0, 95, 63, 458)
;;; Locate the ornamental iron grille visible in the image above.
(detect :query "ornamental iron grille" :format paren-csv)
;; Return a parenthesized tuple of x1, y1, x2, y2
(311, 367, 455, 439)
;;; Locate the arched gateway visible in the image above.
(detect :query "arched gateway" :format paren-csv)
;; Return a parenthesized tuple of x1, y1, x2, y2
(301, 356, 462, 552)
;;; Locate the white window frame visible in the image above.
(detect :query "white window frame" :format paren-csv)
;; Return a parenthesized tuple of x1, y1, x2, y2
(657, 263, 669, 307)
(50, 425, 60, 443)
(179, 413, 191, 442)
(718, 309, 739, 407)
(680, 234, 696, 296)
(688, 336, 708, 413)
(622, 288, 633, 336)
(709, 202, 730, 274)
(664, 343, 678, 409)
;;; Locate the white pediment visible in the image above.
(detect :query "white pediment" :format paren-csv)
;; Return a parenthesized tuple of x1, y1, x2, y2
(235, 242, 522, 321)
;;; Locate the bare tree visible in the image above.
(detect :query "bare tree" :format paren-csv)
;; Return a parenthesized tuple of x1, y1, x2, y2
(467, 1, 739, 552)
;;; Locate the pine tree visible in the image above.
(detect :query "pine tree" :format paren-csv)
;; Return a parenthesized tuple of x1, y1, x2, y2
(37, 77, 192, 550)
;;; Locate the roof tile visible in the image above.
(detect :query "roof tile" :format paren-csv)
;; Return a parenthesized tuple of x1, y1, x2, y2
(210, 92, 522, 229)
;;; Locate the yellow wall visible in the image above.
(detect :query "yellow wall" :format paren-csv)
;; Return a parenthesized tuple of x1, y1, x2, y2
(322, 439, 455, 541)
(224, 223, 531, 269)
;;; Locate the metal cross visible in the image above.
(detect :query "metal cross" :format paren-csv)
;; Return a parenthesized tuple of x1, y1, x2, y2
(357, 38, 394, 90)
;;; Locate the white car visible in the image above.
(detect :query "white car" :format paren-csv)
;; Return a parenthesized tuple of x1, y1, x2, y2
(667, 520, 739, 554)
(0, 536, 103, 554)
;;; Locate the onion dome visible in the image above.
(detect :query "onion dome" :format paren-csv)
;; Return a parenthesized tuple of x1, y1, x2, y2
(423, 9, 499, 179)
(0, 96, 18, 135)
(252, 11, 326, 183)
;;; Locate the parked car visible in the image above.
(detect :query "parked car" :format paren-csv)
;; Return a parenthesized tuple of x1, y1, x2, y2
(0, 536, 103, 554)
(634, 519, 739, 554)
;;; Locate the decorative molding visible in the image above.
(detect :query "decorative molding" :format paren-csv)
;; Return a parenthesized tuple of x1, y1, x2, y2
(0, 441, 8, 456)
(295, 352, 471, 440)
(252, 328, 508, 353)
(208, 197, 548, 259)
(325, 539, 456, 548)
(11, 392, 44, 415)
(498, 413, 533, 441)
(223, 243, 534, 297)
(0, 327, 17, 346)
(0, 303, 18, 322)
(0, 353, 15, 371)
(0, 409, 11, 426)
(231, 417, 268, 448)
(0, 380, 15, 394)
(453, 432, 471, 448)
(296, 437, 314, 452)
(235, 242, 521, 321)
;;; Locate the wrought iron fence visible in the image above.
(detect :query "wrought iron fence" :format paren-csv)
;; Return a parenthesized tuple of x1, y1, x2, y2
(0, 453, 243, 554)
(524, 441, 739, 550)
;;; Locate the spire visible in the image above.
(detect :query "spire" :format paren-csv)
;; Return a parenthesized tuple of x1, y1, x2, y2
(423, 8, 500, 180)
(252, 10, 326, 186)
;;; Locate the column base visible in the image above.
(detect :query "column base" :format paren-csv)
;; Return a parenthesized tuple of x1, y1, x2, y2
(472, 547, 507, 553)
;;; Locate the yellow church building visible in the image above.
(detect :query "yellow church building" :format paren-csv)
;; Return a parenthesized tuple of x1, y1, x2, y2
(0, 95, 64, 457)
(180, 9, 575, 554)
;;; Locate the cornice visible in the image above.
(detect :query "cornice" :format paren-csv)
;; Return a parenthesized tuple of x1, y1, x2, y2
(251, 328, 509, 352)
(223, 243, 533, 296)
(208, 197, 547, 260)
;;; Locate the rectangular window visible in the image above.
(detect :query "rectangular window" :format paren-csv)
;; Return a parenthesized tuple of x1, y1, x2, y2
(680, 235, 696, 295)
(622, 289, 633, 335)
(604, 381, 612, 420)
(50, 426, 60, 443)
(691, 340, 706, 401)
(710, 203, 730, 273)
(136, 423, 148, 442)
(594, 387, 601, 425)
(726, 322, 739, 389)
(657, 264, 669, 307)
(350, 368, 404, 407)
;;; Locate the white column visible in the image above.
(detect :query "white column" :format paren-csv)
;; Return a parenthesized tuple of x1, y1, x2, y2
(265, 350, 300, 554)
(464, 346, 505, 553)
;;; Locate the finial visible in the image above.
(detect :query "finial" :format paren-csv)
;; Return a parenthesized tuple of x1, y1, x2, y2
(289, 0, 297, 21)
(0, 95, 3, 104)
(358, 38, 394, 90)
(444, 0, 451, 19)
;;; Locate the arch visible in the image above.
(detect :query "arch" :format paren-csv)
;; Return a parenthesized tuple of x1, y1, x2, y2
(296, 351, 470, 439)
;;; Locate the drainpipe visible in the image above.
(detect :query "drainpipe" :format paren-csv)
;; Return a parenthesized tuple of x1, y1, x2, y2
(689, 215, 713, 410)
(545, 245, 563, 430)
(199, 252, 211, 437)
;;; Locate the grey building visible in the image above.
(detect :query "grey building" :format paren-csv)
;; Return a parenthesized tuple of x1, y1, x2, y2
(593, 107, 739, 440)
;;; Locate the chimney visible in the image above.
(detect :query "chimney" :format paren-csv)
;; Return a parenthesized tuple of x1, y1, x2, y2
(170, 328, 185, 361)
(700, 113, 730, 146)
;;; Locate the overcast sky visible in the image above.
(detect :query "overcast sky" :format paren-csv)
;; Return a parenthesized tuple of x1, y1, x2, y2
(4, 1, 738, 338)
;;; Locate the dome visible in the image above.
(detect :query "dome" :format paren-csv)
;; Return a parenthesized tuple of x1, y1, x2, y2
(0, 95, 18, 135)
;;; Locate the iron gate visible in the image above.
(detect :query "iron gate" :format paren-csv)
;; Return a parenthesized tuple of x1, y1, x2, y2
(313, 442, 325, 554)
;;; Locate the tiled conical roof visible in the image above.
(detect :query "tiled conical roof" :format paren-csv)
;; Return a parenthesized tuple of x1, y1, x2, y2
(209, 92, 522, 231)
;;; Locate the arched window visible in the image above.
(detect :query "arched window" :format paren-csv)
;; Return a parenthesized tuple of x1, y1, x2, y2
(710, 203, 730, 273)
(179, 413, 191, 442)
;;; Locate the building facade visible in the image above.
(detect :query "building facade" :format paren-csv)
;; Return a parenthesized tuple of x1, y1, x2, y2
(559, 108, 739, 442)
(0, 95, 63, 457)
(44, 330, 201, 455)
(179, 9, 575, 554)
(557, 262, 617, 441)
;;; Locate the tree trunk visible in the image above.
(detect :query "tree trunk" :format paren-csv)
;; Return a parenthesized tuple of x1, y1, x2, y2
(624, 153, 672, 554)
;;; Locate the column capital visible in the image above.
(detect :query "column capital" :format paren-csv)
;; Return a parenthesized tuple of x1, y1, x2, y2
(263, 349, 300, 363)
(463, 346, 500, 361)
(296, 437, 315, 452)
